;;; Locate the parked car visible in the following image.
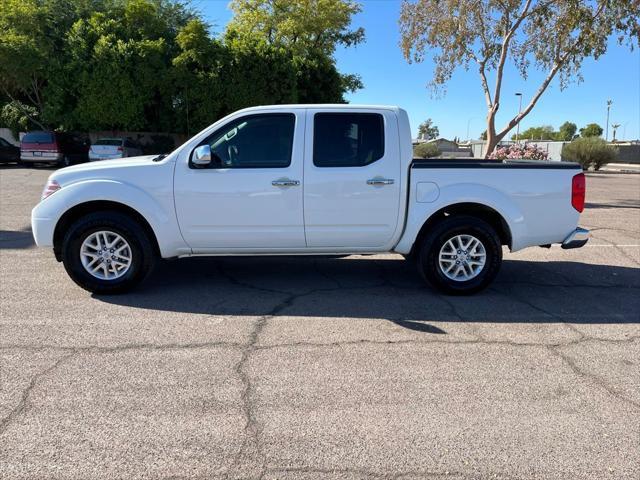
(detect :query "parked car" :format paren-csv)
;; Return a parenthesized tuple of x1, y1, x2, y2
(0, 137, 20, 164)
(89, 137, 143, 161)
(21, 131, 89, 167)
(31, 105, 589, 295)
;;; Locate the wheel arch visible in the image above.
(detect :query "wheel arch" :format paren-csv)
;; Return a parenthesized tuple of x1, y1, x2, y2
(53, 201, 160, 261)
(408, 202, 512, 258)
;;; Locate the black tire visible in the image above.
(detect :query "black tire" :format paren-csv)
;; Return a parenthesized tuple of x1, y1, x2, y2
(59, 155, 71, 167)
(61, 211, 156, 294)
(417, 215, 502, 295)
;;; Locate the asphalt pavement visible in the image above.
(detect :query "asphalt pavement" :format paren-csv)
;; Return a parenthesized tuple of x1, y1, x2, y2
(1, 165, 638, 479)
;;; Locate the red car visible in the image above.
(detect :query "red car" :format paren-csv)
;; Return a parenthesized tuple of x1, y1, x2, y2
(20, 131, 89, 167)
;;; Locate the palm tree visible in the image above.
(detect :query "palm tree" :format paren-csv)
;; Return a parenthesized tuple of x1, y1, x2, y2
(611, 123, 621, 142)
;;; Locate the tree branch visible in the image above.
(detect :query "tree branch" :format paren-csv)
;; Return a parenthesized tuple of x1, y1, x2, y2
(0, 84, 47, 130)
(492, 0, 532, 110)
(495, 0, 609, 140)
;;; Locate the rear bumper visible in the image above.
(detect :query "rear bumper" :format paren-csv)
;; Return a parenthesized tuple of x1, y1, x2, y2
(89, 153, 124, 161)
(21, 153, 62, 163)
(561, 227, 589, 249)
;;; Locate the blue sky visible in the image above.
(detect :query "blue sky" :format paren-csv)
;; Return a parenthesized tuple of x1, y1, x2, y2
(196, 0, 640, 141)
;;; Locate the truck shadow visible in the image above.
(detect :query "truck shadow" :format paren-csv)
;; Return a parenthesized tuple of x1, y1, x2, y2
(95, 255, 640, 328)
(0, 228, 35, 249)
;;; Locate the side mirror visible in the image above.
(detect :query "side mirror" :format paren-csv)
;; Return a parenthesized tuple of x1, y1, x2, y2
(192, 145, 212, 167)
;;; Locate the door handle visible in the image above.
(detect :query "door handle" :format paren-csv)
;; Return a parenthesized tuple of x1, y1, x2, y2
(272, 179, 300, 187)
(367, 178, 395, 186)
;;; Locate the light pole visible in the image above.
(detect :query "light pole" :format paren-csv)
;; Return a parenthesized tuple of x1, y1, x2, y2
(605, 99, 612, 141)
(466, 117, 477, 142)
(515, 93, 523, 143)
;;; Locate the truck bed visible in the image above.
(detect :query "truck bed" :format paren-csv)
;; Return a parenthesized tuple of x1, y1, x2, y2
(411, 159, 582, 169)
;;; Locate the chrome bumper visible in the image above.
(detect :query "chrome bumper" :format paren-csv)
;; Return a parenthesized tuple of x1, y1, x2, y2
(561, 227, 590, 249)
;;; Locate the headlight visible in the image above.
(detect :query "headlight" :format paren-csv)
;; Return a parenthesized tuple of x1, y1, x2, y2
(41, 179, 61, 201)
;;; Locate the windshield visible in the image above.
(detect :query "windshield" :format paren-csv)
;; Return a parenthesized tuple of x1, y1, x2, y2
(22, 132, 54, 144)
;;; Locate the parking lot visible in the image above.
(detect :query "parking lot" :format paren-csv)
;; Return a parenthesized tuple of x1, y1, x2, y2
(0, 165, 638, 479)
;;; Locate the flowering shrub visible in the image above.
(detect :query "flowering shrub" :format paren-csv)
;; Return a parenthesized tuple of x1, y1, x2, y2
(489, 144, 548, 161)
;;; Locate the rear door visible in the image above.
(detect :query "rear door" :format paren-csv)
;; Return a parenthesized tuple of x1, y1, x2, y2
(303, 109, 401, 248)
(174, 110, 306, 250)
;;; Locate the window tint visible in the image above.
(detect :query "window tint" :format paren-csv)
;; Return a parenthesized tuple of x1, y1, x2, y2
(0, 138, 10, 147)
(22, 132, 54, 144)
(202, 113, 295, 168)
(313, 113, 384, 167)
(95, 138, 123, 146)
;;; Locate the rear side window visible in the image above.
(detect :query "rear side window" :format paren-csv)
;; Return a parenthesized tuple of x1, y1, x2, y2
(313, 113, 384, 167)
(95, 139, 123, 146)
(22, 132, 54, 144)
(203, 113, 295, 168)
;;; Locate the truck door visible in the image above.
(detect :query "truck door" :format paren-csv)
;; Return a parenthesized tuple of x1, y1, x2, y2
(174, 110, 306, 250)
(303, 109, 401, 248)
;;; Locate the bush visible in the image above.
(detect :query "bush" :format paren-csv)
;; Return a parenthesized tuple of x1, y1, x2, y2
(561, 137, 617, 171)
(413, 142, 441, 158)
(489, 143, 548, 160)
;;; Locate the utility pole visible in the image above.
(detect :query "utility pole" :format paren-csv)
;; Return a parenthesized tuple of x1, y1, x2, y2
(605, 99, 612, 141)
(515, 93, 523, 143)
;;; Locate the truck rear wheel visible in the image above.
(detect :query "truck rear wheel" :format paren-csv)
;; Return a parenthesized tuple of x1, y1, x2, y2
(417, 215, 502, 295)
(61, 211, 156, 294)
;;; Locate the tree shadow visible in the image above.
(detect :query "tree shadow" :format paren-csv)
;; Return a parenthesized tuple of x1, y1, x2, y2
(95, 256, 640, 329)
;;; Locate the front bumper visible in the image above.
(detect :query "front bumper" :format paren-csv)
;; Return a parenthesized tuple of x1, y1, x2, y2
(561, 227, 590, 249)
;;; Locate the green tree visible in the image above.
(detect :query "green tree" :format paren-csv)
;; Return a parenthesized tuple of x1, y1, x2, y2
(0, 101, 40, 137)
(417, 118, 439, 140)
(221, 36, 299, 112)
(580, 123, 603, 138)
(556, 121, 577, 141)
(227, 0, 364, 56)
(512, 125, 555, 141)
(399, 1, 640, 157)
(44, 0, 194, 131)
(226, 0, 364, 102)
(172, 18, 226, 134)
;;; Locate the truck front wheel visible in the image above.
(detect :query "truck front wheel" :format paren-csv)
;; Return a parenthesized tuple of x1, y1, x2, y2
(61, 211, 156, 294)
(417, 215, 502, 295)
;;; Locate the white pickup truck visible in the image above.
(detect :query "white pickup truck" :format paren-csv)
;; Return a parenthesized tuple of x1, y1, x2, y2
(32, 105, 589, 295)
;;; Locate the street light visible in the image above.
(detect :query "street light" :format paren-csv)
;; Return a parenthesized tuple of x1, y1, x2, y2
(515, 93, 523, 143)
(605, 99, 612, 141)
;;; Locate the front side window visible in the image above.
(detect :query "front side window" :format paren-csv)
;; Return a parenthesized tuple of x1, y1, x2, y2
(313, 113, 384, 167)
(200, 113, 295, 168)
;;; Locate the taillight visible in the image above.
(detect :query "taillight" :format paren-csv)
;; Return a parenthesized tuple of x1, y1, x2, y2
(117, 146, 123, 152)
(41, 179, 61, 201)
(571, 173, 586, 212)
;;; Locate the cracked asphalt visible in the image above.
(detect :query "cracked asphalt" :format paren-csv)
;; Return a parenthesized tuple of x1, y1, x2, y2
(1, 166, 639, 479)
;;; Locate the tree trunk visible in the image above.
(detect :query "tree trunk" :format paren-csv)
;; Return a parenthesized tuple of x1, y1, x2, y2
(483, 109, 503, 158)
